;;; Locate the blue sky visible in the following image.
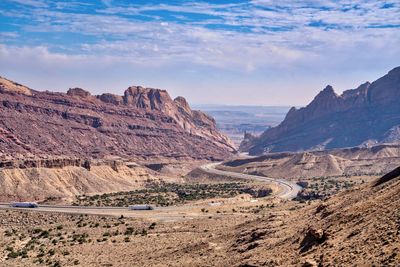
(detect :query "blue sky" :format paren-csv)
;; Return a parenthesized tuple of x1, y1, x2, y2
(0, 0, 399, 105)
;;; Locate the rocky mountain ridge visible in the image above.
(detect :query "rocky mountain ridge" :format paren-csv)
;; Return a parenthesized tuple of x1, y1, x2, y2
(0, 76, 235, 161)
(241, 66, 400, 154)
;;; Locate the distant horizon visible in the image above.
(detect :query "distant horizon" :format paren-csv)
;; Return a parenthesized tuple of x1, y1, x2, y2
(2, 68, 397, 108)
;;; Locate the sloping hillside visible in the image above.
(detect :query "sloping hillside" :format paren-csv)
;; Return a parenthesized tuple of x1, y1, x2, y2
(224, 144, 400, 179)
(241, 66, 400, 154)
(231, 167, 400, 266)
(0, 159, 181, 202)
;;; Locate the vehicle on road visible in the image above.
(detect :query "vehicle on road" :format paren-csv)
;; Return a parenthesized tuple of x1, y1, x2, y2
(10, 202, 39, 208)
(128, 204, 154, 210)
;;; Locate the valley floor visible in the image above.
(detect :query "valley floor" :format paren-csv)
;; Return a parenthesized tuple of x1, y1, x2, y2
(1, 172, 399, 267)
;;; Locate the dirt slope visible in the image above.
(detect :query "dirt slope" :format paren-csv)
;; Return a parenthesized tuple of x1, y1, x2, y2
(0, 163, 180, 202)
(230, 171, 400, 266)
(221, 144, 400, 179)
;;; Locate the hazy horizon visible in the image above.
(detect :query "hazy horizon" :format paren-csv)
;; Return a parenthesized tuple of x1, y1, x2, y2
(1, 0, 399, 106)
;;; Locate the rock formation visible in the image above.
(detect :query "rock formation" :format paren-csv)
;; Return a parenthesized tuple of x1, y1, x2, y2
(241, 66, 400, 154)
(0, 76, 235, 162)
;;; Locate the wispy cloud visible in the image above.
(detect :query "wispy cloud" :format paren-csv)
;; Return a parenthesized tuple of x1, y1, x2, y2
(0, 0, 399, 104)
(6, 0, 48, 8)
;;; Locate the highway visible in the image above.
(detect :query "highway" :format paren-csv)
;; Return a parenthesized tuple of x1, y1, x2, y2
(0, 162, 301, 219)
(199, 162, 302, 200)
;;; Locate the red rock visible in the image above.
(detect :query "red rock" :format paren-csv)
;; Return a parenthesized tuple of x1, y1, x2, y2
(0, 76, 235, 161)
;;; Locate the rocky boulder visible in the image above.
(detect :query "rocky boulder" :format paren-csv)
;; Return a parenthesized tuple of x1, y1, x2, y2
(67, 87, 91, 98)
(98, 93, 124, 105)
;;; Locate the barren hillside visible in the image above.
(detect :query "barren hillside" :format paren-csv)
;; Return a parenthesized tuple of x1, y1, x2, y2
(0, 158, 183, 203)
(230, 167, 400, 266)
(221, 144, 400, 179)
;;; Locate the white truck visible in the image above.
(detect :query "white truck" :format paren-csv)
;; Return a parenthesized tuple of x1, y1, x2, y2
(128, 204, 154, 210)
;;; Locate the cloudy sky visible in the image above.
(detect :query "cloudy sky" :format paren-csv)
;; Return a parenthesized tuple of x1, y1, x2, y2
(0, 0, 399, 105)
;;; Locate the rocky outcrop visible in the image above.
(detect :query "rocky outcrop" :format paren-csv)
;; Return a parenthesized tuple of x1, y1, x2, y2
(97, 93, 124, 105)
(242, 66, 400, 154)
(67, 88, 91, 98)
(0, 157, 90, 170)
(300, 228, 327, 253)
(0, 76, 235, 161)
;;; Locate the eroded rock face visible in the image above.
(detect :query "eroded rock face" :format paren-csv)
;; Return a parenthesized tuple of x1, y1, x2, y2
(0, 77, 235, 161)
(242, 66, 400, 154)
(123, 86, 171, 111)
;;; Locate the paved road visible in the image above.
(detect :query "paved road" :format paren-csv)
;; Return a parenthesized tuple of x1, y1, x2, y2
(0, 203, 213, 222)
(199, 162, 302, 200)
(0, 162, 301, 218)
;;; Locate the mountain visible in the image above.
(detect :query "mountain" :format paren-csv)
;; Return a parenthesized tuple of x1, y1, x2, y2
(241, 66, 400, 155)
(0, 76, 235, 162)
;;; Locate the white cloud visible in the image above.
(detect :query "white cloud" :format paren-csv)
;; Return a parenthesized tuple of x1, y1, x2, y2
(1, 0, 400, 105)
(6, 0, 48, 8)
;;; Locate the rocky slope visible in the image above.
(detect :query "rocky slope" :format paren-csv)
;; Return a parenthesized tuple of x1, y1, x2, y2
(241, 66, 400, 154)
(221, 144, 400, 179)
(0, 76, 235, 162)
(230, 167, 400, 266)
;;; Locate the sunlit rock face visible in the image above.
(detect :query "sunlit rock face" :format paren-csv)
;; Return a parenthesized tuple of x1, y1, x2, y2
(242, 67, 400, 155)
(0, 76, 235, 161)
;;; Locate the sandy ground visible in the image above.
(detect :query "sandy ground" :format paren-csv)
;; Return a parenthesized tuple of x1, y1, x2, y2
(0, 174, 399, 267)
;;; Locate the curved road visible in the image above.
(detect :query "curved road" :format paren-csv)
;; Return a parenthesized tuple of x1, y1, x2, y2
(0, 162, 301, 219)
(199, 162, 302, 200)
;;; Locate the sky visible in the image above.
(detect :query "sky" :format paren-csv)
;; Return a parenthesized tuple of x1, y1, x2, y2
(0, 0, 399, 106)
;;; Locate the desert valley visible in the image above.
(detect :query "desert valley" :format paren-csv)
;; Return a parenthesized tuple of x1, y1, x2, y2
(1, 0, 400, 266)
(0, 68, 399, 267)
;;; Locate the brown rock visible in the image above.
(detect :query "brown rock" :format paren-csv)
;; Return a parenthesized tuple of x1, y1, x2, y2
(67, 87, 91, 98)
(302, 259, 318, 267)
(300, 228, 327, 253)
(98, 93, 124, 105)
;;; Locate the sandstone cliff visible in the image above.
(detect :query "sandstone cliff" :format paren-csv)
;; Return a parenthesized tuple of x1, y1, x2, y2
(241, 66, 400, 154)
(0, 76, 235, 161)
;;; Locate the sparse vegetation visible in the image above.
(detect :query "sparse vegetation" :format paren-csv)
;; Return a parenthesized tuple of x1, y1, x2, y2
(295, 176, 365, 201)
(0, 210, 160, 266)
(73, 182, 272, 207)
